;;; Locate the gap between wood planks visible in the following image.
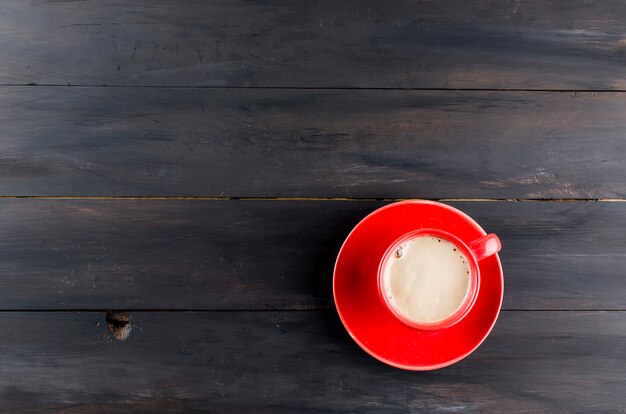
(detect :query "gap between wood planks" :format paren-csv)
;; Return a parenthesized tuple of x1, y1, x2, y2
(4, 83, 626, 93)
(0, 196, 623, 202)
(0, 309, 622, 312)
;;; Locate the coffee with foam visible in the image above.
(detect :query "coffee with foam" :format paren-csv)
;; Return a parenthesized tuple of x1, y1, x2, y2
(383, 236, 471, 324)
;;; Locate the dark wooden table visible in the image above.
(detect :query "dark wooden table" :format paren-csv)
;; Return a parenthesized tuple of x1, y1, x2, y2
(1, 1, 625, 412)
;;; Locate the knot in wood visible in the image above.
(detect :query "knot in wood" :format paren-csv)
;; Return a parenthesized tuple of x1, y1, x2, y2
(106, 311, 131, 341)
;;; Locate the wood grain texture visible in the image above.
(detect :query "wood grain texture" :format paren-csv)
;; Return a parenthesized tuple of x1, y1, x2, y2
(3, 0, 626, 89)
(4, 87, 626, 198)
(0, 310, 623, 413)
(0, 199, 623, 310)
(2, 1, 623, 411)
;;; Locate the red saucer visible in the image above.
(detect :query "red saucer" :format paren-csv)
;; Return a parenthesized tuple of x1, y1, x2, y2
(333, 200, 503, 370)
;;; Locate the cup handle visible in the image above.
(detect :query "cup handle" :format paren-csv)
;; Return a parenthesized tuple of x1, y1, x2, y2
(469, 233, 501, 262)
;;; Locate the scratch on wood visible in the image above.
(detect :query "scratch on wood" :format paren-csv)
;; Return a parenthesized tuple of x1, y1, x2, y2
(55, 23, 103, 29)
(216, 254, 242, 285)
(192, 92, 206, 113)
(132, 42, 141, 61)
(246, 20, 286, 40)
(36, 0, 88, 4)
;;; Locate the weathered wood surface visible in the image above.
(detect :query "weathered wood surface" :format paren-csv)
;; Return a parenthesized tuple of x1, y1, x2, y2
(0, 311, 623, 413)
(3, 0, 626, 89)
(0, 199, 622, 310)
(4, 87, 626, 198)
(2, 1, 625, 411)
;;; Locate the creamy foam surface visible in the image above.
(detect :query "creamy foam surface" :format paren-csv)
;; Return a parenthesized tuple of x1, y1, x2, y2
(383, 236, 471, 324)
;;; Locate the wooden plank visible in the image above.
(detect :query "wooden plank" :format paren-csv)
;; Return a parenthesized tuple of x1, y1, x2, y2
(4, 87, 626, 198)
(0, 310, 623, 413)
(3, 0, 626, 89)
(0, 199, 623, 310)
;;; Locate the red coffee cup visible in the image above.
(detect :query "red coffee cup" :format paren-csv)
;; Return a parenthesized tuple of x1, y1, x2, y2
(334, 200, 505, 370)
(377, 228, 501, 331)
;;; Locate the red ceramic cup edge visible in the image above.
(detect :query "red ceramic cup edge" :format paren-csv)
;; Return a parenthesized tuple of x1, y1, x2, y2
(377, 228, 480, 330)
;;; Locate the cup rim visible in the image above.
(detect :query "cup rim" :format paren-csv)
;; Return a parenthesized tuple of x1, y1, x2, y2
(377, 228, 480, 331)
